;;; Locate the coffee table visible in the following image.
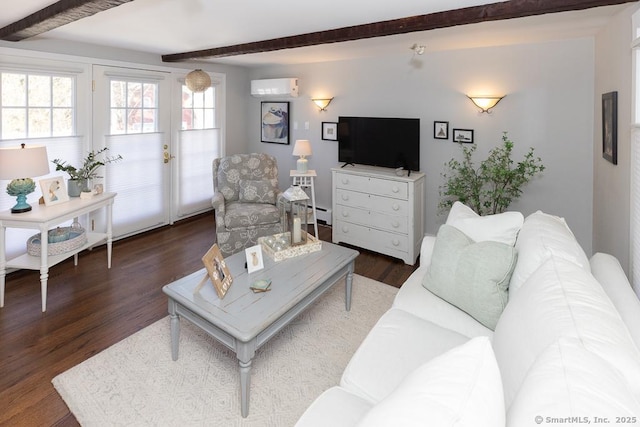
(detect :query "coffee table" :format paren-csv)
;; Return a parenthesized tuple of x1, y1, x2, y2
(162, 241, 359, 417)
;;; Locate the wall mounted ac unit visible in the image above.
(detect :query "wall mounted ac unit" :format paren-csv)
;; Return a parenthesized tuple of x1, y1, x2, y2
(251, 78, 299, 97)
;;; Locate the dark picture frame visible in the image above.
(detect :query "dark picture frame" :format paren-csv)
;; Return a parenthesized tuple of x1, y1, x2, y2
(261, 101, 290, 144)
(453, 128, 474, 144)
(322, 122, 338, 141)
(434, 121, 449, 140)
(602, 91, 618, 165)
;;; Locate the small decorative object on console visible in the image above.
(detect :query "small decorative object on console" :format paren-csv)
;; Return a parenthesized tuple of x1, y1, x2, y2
(259, 232, 321, 262)
(280, 185, 309, 247)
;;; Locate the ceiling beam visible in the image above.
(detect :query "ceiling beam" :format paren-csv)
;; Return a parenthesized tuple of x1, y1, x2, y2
(0, 0, 134, 42)
(162, 0, 637, 62)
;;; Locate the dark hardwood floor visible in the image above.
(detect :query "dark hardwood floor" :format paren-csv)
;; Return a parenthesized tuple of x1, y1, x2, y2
(0, 213, 418, 426)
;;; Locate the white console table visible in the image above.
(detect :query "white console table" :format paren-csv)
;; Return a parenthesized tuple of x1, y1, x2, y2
(0, 192, 116, 312)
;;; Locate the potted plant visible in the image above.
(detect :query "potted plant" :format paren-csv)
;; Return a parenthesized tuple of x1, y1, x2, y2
(52, 147, 122, 197)
(439, 132, 545, 215)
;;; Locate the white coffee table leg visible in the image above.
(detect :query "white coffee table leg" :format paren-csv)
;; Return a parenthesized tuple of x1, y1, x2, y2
(345, 262, 354, 311)
(237, 341, 257, 418)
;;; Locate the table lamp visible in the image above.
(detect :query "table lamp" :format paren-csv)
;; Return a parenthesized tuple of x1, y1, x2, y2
(0, 143, 50, 213)
(293, 139, 312, 173)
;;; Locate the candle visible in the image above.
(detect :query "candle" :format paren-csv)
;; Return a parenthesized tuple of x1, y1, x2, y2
(293, 217, 301, 243)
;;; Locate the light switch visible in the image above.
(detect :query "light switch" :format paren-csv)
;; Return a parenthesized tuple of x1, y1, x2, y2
(304, 121, 310, 130)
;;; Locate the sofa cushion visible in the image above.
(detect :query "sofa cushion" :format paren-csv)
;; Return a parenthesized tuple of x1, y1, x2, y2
(509, 210, 589, 296)
(238, 179, 278, 204)
(340, 308, 469, 403)
(295, 386, 373, 427)
(357, 337, 505, 427)
(446, 201, 524, 246)
(493, 256, 640, 407)
(508, 338, 640, 426)
(423, 224, 516, 330)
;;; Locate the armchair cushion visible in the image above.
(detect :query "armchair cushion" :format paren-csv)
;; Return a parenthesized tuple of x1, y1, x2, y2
(239, 179, 278, 204)
(224, 201, 281, 229)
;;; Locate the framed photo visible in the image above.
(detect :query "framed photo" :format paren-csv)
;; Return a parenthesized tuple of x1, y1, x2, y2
(39, 176, 69, 206)
(434, 121, 449, 140)
(245, 244, 264, 273)
(322, 122, 338, 141)
(201, 244, 233, 299)
(261, 101, 290, 144)
(453, 128, 474, 144)
(602, 91, 618, 165)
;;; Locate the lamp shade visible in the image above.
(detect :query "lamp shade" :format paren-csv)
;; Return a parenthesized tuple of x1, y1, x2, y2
(185, 69, 211, 92)
(0, 145, 49, 180)
(468, 95, 504, 113)
(292, 140, 312, 157)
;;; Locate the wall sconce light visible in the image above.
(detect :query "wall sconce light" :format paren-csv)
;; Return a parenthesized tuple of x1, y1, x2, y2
(467, 95, 505, 113)
(185, 69, 211, 92)
(312, 98, 333, 111)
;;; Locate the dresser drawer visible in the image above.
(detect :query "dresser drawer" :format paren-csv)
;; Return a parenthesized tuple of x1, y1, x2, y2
(335, 205, 408, 234)
(335, 172, 408, 200)
(333, 220, 409, 254)
(336, 189, 409, 216)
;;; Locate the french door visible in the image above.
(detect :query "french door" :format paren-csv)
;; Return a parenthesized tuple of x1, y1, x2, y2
(92, 65, 172, 238)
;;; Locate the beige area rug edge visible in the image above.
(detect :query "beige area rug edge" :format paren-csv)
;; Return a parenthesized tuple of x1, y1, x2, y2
(52, 275, 397, 427)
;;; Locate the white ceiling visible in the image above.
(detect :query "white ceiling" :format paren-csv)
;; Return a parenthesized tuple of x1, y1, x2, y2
(1, 0, 633, 67)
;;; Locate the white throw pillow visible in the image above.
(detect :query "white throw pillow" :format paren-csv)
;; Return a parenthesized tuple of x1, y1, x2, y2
(493, 256, 640, 407)
(509, 210, 589, 296)
(356, 337, 505, 427)
(445, 201, 523, 246)
(508, 338, 640, 426)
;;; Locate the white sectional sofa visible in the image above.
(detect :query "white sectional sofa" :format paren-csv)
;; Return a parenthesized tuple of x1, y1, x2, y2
(296, 203, 640, 426)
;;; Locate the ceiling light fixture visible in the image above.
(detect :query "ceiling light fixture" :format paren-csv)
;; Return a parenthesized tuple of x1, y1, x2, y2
(312, 98, 333, 112)
(185, 69, 211, 92)
(410, 43, 425, 55)
(467, 95, 505, 114)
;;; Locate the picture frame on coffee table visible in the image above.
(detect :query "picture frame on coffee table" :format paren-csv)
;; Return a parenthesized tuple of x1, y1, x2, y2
(261, 101, 290, 144)
(245, 244, 265, 273)
(199, 243, 233, 299)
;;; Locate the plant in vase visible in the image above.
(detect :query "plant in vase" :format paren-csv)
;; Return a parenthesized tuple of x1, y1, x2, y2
(52, 147, 122, 197)
(439, 132, 545, 215)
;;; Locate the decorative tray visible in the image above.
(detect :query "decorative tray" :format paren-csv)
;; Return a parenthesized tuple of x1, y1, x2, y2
(258, 232, 322, 261)
(27, 226, 87, 257)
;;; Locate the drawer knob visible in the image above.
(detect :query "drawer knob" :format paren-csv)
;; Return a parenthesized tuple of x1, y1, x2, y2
(342, 226, 349, 233)
(391, 220, 400, 228)
(392, 203, 399, 211)
(392, 186, 399, 193)
(342, 211, 349, 218)
(342, 178, 349, 185)
(392, 239, 400, 246)
(341, 194, 349, 201)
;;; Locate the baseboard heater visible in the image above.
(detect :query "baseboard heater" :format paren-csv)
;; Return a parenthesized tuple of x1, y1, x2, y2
(315, 206, 332, 225)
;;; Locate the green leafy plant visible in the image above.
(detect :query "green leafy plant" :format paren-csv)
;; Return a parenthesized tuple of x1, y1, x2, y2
(52, 147, 122, 181)
(439, 132, 545, 215)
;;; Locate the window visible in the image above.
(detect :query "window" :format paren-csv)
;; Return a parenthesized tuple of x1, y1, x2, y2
(1, 72, 75, 139)
(181, 86, 215, 130)
(109, 80, 158, 134)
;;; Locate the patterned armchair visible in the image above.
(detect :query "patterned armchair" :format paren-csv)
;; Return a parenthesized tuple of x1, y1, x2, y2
(212, 153, 284, 257)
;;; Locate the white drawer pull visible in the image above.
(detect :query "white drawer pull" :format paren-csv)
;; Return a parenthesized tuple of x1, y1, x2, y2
(342, 211, 349, 217)
(391, 220, 400, 228)
(392, 203, 399, 211)
(341, 194, 349, 201)
(392, 239, 400, 246)
(392, 186, 399, 193)
(341, 178, 349, 185)
(342, 226, 349, 233)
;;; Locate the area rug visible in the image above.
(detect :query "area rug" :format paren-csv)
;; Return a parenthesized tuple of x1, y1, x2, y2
(52, 274, 397, 426)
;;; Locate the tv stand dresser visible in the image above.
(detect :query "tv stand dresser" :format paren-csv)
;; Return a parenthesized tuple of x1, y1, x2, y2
(332, 165, 425, 265)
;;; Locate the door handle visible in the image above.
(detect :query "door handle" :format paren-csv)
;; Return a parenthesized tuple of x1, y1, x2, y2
(163, 152, 175, 164)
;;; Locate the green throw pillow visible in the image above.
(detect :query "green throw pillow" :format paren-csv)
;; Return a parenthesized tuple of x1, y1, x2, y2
(422, 224, 517, 330)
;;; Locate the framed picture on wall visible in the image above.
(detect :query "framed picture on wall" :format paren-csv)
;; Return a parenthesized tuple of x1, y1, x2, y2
(453, 128, 474, 144)
(602, 91, 618, 165)
(434, 121, 449, 140)
(322, 122, 338, 141)
(261, 101, 290, 144)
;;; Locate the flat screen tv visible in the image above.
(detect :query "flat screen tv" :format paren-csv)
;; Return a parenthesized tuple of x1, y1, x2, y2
(338, 116, 420, 172)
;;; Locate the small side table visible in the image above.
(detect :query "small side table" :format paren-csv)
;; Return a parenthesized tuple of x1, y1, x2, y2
(290, 170, 318, 238)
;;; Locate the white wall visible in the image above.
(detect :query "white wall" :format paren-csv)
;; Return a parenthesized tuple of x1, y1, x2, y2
(593, 4, 639, 278)
(247, 38, 595, 253)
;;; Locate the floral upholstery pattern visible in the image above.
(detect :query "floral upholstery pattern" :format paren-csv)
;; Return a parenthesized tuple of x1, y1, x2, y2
(212, 153, 284, 257)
